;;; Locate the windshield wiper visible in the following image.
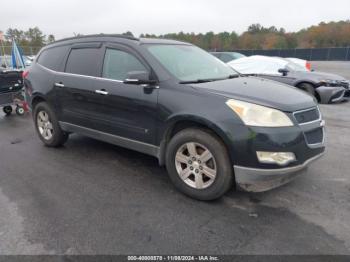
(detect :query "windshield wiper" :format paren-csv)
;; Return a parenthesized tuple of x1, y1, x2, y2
(227, 74, 240, 79)
(179, 74, 241, 84)
(179, 78, 219, 84)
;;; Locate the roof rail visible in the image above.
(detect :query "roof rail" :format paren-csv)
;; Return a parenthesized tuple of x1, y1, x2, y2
(48, 34, 139, 45)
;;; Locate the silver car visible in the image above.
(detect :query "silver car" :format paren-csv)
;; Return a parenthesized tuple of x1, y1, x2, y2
(229, 55, 349, 104)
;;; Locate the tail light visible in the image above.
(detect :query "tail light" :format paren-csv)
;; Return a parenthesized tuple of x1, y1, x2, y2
(306, 62, 312, 71)
(22, 70, 29, 79)
(22, 69, 33, 96)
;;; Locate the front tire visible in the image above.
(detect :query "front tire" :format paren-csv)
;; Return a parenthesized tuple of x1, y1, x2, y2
(298, 82, 316, 98)
(33, 102, 68, 147)
(166, 128, 233, 200)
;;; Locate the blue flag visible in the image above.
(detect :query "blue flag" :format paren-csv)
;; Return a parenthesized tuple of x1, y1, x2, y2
(11, 40, 25, 69)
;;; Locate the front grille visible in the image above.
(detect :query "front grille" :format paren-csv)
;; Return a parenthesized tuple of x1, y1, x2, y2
(294, 107, 320, 124)
(304, 127, 324, 145)
(345, 90, 350, 97)
(339, 80, 349, 89)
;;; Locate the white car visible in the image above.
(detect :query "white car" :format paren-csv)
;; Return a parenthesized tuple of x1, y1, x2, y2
(285, 57, 311, 71)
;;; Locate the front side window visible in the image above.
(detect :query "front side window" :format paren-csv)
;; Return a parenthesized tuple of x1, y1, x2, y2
(65, 48, 101, 77)
(147, 45, 237, 82)
(102, 49, 147, 81)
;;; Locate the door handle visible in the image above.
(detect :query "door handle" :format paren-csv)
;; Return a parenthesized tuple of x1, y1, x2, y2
(54, 82, 65, 88)
(95, 89, 109, 95)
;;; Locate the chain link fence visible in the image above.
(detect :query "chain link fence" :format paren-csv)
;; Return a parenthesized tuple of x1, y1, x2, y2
(232, 47, 350, 61)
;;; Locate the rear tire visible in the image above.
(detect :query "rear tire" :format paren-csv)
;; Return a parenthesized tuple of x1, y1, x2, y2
(3, 106, 12, 115)
(166, 128, 233, 201)
(33, 102, 68, 147)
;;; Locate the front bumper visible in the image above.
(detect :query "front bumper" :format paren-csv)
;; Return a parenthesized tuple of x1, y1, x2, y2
(316, 85, 347, 103)
(234, 152, 324, 192)
(218, 107, 326, 192)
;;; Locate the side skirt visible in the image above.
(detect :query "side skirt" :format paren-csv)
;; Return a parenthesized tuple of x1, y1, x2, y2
(59, 122, 160, 159)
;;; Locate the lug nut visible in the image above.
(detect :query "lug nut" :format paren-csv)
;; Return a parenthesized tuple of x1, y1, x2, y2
(188, 160, 192, 164)
(199, 166, 203, 170)
(195, 169, 199, 173)
(192, 157, 196, 161)
(190, 166, 194, 170)
(198, 160, 201, 164)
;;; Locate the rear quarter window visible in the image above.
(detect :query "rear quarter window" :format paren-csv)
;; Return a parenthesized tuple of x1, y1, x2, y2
(65, 48, 102, 77)
(37, 45, 69, 71)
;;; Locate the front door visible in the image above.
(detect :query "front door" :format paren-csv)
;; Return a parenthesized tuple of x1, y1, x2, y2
(90, 45, 158, 145)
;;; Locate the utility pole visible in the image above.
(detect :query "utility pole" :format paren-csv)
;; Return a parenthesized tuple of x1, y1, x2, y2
(0, 31, 9, 67)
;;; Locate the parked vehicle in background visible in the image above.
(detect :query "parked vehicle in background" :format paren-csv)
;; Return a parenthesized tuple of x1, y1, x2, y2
(26, 55, 36, 62)
(24, 35, 325, 200)
(285, 57, 312, 71)
(211, 52, 246, 63)
(228, 55, 349, 103)
(0, 55, 31, 68)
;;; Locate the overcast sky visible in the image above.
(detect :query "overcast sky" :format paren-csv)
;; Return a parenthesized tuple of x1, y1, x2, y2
(0, 0, 349, 39)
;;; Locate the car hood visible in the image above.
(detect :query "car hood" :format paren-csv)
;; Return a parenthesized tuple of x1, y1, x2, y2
(192, 76, 316, 112)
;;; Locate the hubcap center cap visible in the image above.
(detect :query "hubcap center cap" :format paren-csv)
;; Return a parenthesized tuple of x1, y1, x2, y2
(192, 161, 200, 169)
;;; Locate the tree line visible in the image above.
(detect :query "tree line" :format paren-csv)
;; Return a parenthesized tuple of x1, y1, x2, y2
(0, 27, 55, 54)
(1, 20, 350, 54)
(144, 20, 350, 51)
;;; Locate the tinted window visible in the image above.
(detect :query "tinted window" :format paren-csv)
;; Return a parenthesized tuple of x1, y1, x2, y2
(37, 45, 69, 71)
(211, 53, 221, 59)
(102, 49, 147, 81)
(220, 54, 234, 63)
(65, 48, 101, 77)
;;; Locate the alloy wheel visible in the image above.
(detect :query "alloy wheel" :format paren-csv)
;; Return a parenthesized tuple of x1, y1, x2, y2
(37, 111, 54, 140)
(175, 142, 217, 189)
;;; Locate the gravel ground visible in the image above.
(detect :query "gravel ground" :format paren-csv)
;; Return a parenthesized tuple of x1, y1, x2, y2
(0, 62, 349, 255)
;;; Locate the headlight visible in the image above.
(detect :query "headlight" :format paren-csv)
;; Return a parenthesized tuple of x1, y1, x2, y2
(226, 99, 294, 127)
(320, 79, 338, 86)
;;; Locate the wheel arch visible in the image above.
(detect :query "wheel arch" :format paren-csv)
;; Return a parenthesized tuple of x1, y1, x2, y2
(31, 94, 47, 109)
(295, 81, 321, 102)
(158, 115, 232, 167)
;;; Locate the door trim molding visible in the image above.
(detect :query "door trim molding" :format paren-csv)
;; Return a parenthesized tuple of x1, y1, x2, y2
(59, 122, 160, 158)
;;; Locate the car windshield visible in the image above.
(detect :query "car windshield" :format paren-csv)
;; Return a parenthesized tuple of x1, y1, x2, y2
(147, 44, 238, 82)
(286, 61, 308, 72)
(232, 52, 245, 59)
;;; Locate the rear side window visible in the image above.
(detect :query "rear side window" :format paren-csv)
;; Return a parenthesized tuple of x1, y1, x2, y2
(37, 45, 69, 71)
(102, 49, 147, 81)
(65, 48, 102, 77)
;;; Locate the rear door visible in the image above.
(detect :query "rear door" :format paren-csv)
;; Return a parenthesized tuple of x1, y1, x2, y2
(55, 43, 105, 129)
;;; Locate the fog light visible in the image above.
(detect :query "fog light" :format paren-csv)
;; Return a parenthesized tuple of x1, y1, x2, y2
(257, 151, 296, 166)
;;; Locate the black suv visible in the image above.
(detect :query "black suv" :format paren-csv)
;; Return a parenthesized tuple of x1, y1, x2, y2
(24, 35, 325, 200)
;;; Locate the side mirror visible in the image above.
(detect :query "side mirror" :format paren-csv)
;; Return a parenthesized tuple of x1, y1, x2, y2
(278, 68, 289, 76)
(123, 71, 157, 85)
